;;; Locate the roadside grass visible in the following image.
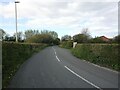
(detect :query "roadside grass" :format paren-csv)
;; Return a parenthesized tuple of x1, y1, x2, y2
(2, 42, 48, 88)
(71, 44, 119, 71)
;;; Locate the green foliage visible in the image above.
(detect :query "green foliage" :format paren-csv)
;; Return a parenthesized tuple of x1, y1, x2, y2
(41, 30, 58, 39)
(61, 35, 71, 41)
(25, 34, 53, 44)
(72, 28, 91, 43)
(113, 35, 120, 43)
(90, 37, 107, 43)
(25, 30, 59, 45)
(73, 34, 89, 43)
(49, 31, 58, 39)
(71, 44, 119, 71)
(60, 41, 73, 49)
(13, 32, 23, 41)
(2, 42, 47, 88)
(53, 38, 60, 45)
(25, 29, 39, 39)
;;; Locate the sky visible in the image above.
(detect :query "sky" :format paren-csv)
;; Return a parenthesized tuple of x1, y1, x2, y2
(0, 0, 119, 39)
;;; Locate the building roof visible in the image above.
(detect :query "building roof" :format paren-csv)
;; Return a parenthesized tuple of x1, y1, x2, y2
(99, 36, 110, 42)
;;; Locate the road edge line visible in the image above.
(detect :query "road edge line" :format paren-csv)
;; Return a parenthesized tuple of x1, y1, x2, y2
(64, 66, 102, 90)
(82, 60, 118, 74)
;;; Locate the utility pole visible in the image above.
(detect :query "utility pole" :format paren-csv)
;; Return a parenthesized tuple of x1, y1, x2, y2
(15, 1, 20, 42)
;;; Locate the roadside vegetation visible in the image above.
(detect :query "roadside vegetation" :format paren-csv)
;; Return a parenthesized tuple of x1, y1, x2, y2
(2, 42, 47, 88)
(1, 29, 60, 88)
(59, 41, 73, 49)
(1, 28, 119, 87)
(71, 44, 119, 71)
(60, 28, 119, 71)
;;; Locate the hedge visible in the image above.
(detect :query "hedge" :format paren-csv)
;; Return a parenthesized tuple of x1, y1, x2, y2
(71, 44, 119, 71)
(2, 42, 48, 88)
(60, 41, 73, 49)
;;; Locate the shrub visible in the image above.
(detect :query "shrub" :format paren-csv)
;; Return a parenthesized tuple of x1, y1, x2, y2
(71, 44, 119, 71)
(2, 42, 47, 88)
(25, 34, 53, 44)
(60, 41, 73, 49)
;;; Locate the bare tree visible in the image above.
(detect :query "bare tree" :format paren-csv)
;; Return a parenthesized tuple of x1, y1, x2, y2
(81, 28, 91, 39)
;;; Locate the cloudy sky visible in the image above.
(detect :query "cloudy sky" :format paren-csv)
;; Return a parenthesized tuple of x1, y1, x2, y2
(0, 0, 119, 38)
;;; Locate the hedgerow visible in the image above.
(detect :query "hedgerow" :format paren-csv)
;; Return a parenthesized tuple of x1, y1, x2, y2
(71, 44, 119, 71)
(2, 42, 48, 88)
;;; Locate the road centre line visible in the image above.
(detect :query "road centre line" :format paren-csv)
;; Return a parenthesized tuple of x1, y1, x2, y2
(52, 47, 101, 89)
(56, 56, 60, 62)
(52, 47, 56, 52)
(52, 47, 60, 62)
(64, 66, 102, 90)
(52, 47, 56, 55)
(55, 51, 56, 55)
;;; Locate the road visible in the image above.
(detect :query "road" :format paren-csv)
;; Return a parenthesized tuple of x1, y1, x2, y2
(8, 46, 118, 89)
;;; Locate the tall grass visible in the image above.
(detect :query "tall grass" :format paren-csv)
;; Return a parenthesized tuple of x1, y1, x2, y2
(71, 44, 119, 71)
(2, 42, 48, 88)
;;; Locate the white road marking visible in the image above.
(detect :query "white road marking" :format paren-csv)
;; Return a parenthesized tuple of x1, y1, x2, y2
(64, 66, 102, 90)
(52, 47, 56, 52)
(52, 47, 60, 62)
(56, 56, 60, 62)
(82, 59, 118, 74)
(55, 51, 56, 55)
(52, 47, 56, 55)
(91, 63, 118, 74)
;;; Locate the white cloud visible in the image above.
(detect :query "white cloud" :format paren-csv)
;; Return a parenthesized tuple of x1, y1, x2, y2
(0, 0, 118, 38)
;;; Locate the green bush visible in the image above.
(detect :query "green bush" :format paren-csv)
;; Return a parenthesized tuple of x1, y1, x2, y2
(25, 34, 53, 44)
(60, 41, 73, 49)
(2, 42, 48, 88)
(71, 44, 119, 71)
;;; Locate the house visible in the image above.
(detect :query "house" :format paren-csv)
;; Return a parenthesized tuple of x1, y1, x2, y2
(99, 36, 110, 42)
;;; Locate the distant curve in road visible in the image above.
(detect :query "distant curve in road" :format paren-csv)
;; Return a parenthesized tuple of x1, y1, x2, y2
(8, 46, 118, 89)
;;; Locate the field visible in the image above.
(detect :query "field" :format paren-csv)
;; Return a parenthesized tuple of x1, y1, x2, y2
(71, 44, 119, 71)
(2, 42, 48, 88)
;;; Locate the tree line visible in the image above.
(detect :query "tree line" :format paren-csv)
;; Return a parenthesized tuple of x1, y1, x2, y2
(0, 28, 119, 44)
(0, 29, 60, 45)
(61, 28, 119, 43)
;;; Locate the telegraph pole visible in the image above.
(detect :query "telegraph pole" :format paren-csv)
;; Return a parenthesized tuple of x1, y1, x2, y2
(15, 1, 20, 42)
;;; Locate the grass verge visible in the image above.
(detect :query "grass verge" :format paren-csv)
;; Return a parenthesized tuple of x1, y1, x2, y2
(71, 44, 119, 71)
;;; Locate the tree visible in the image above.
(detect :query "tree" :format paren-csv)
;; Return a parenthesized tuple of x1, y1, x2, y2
(40, 30, 49, 34)
(113, 35, 120, 43)
(25, 29, 39, 39)
(13, 32, 23, 41)
(40, 30, 58, 39)
(26, 34, 53, 44)
(81, 28, 91, 38)
(73, 34, 89, 43)
(61, 35, 71, 41)
(8, 36, 16, 41)
(90, 37, 106, 43)
(49, 31, 58, 39)
(25, 30, 59, 45)
(73, 28, 91, 43)
(53, 38, 60, 45)
(4, 34, 9, 41)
